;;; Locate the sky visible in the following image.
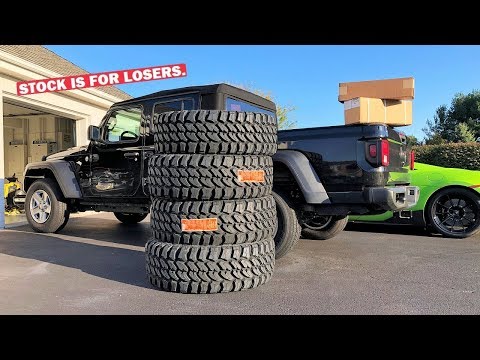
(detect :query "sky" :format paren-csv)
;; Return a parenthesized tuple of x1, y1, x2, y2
(46, 45, 480, 140)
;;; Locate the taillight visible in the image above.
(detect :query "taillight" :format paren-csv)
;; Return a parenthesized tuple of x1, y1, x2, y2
(410, 151, 415, 170)
(381, 139, 390, 166)
(369, 144, 377, 157)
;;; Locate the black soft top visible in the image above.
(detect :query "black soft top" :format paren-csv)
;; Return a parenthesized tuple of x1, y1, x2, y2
(114, 83, 276, 111)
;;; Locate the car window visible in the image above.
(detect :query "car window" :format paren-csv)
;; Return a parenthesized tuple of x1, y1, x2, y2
(183, 99, 194, 110)
(226, 97, 276, 117)
(153, 99, 194, 115)
(154, 100, 182, 114)
(104, 107, 142, 143)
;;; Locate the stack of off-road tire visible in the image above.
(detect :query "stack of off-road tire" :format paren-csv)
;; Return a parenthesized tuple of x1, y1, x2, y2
(145, 110, 278, 294)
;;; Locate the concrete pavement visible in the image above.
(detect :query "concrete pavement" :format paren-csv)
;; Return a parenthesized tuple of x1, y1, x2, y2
(0, 212, 479, 314)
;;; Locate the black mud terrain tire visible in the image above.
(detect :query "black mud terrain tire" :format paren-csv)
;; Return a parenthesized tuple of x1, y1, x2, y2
(114, 212, 148, 224)
(152, 110, 277, 155)
(150, 196, 277, 246)
(272, 190, 301, 259)
(145, 238, 275, 294)
(301, 216, 348, 240)
(148, 154, 273, 200)
(25, 178, 70, 233)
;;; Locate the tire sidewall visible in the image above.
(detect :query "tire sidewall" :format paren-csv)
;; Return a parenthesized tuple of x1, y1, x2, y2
(272, 190, 301, 259)
(272, 192, 287, 248)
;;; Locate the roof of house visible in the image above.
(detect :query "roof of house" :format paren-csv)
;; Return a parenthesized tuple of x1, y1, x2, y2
(0, 45, 132, 101)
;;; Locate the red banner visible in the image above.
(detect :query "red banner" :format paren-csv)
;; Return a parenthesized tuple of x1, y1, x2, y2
(16, 63, 187, 96)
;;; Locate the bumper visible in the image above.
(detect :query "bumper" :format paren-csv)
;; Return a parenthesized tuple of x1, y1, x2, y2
(364, 186, 419, 211)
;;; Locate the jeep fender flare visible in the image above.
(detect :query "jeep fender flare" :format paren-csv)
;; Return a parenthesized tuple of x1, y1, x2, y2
(273, 150, 330, 204)
(24, 160, 82, 199)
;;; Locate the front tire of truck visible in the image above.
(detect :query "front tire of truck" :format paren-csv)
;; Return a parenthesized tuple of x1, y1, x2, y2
(114, 212, 149, 225)
(272, 190, 301, 259)
(300, 215, 348, 240)
(25, 178, 70, 233)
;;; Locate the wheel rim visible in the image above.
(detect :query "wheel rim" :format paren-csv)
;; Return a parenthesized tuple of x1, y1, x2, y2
(30, 190, 52, 224)
(302, 215, 333, 230)
(432, 192, 479, 234)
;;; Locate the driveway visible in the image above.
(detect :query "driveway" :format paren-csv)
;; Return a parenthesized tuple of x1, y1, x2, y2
(0, 213, 479, 314)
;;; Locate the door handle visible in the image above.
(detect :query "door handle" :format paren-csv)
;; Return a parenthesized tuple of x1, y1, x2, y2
(124, 152, 140, 159)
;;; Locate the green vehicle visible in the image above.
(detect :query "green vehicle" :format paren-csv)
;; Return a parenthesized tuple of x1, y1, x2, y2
(349, 163, 480, 238)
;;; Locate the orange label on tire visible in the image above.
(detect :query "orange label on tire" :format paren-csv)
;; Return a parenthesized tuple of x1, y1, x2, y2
(238, 170, 265, 182)
(181, 218, 218, 232)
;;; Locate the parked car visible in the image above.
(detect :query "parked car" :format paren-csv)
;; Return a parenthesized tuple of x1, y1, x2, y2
(349, 162, 480, 238)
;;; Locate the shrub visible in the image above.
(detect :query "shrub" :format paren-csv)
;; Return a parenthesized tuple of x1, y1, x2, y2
(413, 142, 480, 170)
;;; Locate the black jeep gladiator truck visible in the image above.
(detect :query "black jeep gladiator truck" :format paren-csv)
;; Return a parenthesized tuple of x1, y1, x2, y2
(22, 83, 418, 258)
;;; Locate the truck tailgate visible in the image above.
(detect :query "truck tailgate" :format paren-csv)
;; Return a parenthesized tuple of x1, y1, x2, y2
(278, 124, 411, 192)
(386, 127, 410, 185)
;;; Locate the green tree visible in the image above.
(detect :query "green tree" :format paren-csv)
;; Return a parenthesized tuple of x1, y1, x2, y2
(423, 104, 449, 141)
(425, 133, 447, 145)
(423, 91, 480, 143)
(276, 105, 296, 130)
(227, 83, 297, 130)
(453, 122, 475, 143)
(406, 135, 420, 146)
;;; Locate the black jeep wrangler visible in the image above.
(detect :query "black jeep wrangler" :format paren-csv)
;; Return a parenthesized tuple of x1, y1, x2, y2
(23, 83, 418, 256)
(23, 84, 276, 233)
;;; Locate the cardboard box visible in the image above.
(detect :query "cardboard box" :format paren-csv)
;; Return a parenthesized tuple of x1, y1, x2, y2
(344, 97, 412, 126)
(338, 77, 414, 102)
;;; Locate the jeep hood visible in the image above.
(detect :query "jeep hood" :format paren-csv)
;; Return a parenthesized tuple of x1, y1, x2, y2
(45, 146, 88, 160)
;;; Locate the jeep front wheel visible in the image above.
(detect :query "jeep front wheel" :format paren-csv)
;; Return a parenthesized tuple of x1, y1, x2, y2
(114, 212, 148, 225)
(25, 179, 70, 233)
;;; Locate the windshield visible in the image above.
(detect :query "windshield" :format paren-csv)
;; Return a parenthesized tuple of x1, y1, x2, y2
(103, 107, 142, 142)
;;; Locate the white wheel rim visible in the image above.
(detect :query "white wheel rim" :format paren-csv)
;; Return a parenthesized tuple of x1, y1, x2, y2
(30, 190, 52, 224)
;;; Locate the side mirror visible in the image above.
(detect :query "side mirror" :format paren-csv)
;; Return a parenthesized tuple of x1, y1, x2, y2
(88, 125, 101, 142)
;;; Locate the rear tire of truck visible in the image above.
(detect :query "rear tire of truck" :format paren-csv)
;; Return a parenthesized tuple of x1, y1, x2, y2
(114, 212, 149, 225)
(150, 196, 277, 246)
(25, 178, 70, 233)
(145, 238, 275, 294)
(153, 110, 278, 156)
(300, 216, 348, 240)
(148, 154, 273, 200)
(272, 190, 301, 259)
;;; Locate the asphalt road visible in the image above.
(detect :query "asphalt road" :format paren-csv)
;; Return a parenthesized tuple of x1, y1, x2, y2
(0, 213, 479, 315)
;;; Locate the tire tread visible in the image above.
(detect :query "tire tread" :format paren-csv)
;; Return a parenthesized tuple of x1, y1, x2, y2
(145, 238, 275, 294)
(151, 196, 277, 245)
(152, 110, 277, 155)
(148, 154, 273, 200)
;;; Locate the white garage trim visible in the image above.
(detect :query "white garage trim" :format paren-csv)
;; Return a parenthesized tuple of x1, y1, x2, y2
(0, 47, 131, 229)
(0, 94, 4, 229)
(0, 50, 123, 105)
